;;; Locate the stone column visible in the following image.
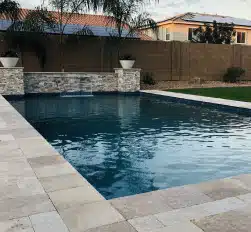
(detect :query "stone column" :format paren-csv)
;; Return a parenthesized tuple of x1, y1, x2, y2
(0, 67, 24, 95)
(114, 68, 141, 92)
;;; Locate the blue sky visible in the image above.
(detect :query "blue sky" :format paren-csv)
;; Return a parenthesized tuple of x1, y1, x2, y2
(18, 0, 251, 21)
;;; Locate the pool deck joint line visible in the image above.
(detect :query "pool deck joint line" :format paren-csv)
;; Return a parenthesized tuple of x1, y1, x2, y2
(1, 93, 251, 232)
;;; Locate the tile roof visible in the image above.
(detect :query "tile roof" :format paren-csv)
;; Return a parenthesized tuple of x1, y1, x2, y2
(158, 12, 251, 27)
(0, 8, 152, 40)
(0, 8, 113, 27)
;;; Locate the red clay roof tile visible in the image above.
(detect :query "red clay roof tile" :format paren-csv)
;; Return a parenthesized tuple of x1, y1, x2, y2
(0, 8, 152, 40)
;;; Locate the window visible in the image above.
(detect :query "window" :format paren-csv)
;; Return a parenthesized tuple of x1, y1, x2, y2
(188, 28, 196, 41)
(166, 28, 171, 41)
(237, 32, 246, 44)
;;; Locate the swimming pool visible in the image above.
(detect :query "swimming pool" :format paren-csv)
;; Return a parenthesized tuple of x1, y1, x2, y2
(10, 94, 251, 199)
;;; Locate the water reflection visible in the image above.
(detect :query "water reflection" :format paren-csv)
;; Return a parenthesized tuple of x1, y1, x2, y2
(10, 95, 251, 199)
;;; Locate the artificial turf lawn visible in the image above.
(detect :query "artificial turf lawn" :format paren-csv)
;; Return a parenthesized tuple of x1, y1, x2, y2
(168, 87, 251, 102)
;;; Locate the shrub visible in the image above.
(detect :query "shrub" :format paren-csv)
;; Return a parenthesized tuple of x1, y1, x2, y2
(142, 72, 155, 85)
(119, 54, 135, 60)
(223, 67, 245, 83)
(1, 50, 18, 58)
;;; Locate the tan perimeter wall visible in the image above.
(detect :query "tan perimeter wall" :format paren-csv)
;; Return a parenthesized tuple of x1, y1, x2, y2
(1, 37, 251, 81)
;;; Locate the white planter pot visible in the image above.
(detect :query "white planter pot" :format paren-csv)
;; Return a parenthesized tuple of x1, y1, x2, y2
(0, 57, 19, 68)
(119, 60, 135, 69)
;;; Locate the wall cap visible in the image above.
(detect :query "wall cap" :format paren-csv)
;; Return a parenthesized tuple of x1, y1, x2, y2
(24, 71, 113, 74)
(114, 68, 141, 71)
(0, 67, 24, 69)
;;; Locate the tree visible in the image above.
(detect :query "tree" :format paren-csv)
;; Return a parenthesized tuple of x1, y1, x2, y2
(48, 0, 96, 71)
(42, 0, 157, 70)
(104, 0, 157, 59)
(6, 1, 94, 71)
(5, 7, 56, 69)
(3, 0, 158, 70)
(192, 20, 236, 44)
(0, 0, 19, 20)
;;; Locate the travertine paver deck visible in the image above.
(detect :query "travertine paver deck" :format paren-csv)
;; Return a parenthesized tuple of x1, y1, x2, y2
(2, 93, 251, 231)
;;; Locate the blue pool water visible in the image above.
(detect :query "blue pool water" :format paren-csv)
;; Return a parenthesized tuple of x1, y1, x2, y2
(10, 94, 251, 199)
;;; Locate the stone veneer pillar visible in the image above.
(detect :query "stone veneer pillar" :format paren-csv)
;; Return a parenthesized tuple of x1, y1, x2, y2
(0, 67, 24, 95)
(114, 68, 141, 92)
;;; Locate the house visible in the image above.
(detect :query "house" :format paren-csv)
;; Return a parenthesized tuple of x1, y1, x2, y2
(0, 8, 151, 40)
(142, 12, 251, 45)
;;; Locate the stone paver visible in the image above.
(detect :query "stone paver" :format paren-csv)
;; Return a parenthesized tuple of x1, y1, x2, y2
(128, 215, 164, 232)
(0, 176, 45, 200)
(110, 191, 173, 219)
(0, 217, 34, 232)
(0, 194, 55, 221)
(0, 128, 40, 139)
(194, 205, 251, 232)
(0, 121, 6, 129)
(0, 160, 35, 182)
(33, 162, 76, 178)
(0, 134, 15, 141)
(49, 186, 104, 210)
(232, 174, 251, 189)
(85, 221, 137, 232)
(110, 186, 212, 220)
(0, 148, 24, 162)
(151, 221, 203, 232)
(39, 173, 87, 192)
(0, 140, 19, 152)
(59, 201, 124, 232)
(17, 136, 52, 147)
(192, 178, 250, 200)
(8, 128, 41, 139)
(16, 137, 58, 158)
(237, 193, 251, 203)
(28, 155, 66, 168)
(155, 197, 246, 225)
(158, 185, 213, 209)
(30, 211, 69, 232)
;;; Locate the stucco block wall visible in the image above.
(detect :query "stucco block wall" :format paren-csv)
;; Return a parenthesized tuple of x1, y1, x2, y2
(172, 32, 189, 41)
(0, 67, 24, 95)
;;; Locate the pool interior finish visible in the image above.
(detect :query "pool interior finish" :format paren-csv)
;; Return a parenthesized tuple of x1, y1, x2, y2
(9, 94, 251, 199)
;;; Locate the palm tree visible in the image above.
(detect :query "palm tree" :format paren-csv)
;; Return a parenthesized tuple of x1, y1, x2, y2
(5, 6, 56, 69)
(3, 0, 157, 70)
(104, 0, 157, 61)
(105, 0, 157, 39)
(45, 0, 98, 71)
(0, 0, 20, 20)
(47, 0, 157, 70)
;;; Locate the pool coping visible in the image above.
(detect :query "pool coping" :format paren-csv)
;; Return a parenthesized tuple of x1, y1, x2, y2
(141, 90, 251, 115)
(2, 93, 251, 232)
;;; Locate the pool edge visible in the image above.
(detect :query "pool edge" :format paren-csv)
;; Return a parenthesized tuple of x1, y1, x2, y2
(141, 90, 251, 116)
(3, 92, 251, 232)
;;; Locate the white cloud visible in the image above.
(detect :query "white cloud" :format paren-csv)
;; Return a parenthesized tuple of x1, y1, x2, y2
(17, 0, 41, 8)
(146, 0, 251, 21)
(17, 0, 251, 21)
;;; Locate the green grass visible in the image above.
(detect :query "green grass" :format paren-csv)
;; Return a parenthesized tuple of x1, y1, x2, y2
(168, 87, 251, 102)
